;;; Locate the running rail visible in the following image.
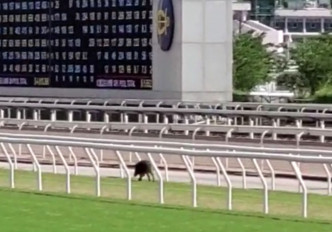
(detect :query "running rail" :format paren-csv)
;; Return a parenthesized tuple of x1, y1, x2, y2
(1, 132, 332, 156)
(0, 97, 332, 112)
(0, 136, 332, 218)
(2, 119, 332, 138)
(4, 131, 332, 196)
(0, 102, 331, 121)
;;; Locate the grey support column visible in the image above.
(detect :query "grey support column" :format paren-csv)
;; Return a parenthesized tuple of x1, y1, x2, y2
(152, 0, 233, 102)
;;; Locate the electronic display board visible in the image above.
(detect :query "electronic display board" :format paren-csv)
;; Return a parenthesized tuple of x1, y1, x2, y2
(0, 0, 153, 89)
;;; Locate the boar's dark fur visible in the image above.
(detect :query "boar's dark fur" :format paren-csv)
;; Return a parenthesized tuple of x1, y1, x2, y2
(134, 160, 155, 181)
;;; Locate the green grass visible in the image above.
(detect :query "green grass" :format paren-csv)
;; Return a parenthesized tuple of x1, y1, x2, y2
(0, 168, 332, 231)
(1, 189, 332, 232)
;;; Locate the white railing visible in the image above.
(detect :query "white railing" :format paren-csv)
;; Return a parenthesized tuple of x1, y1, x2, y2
(0, 97, 331, 112)
(2, 132, 332, 155)
(0, 134, 331, 218)
(1, 118, 331, 184)
(0, 102, 331, 118)
(0, 102, 331, 124)
(3, 131, 332, 194)
(0, 99, 331, 135)
(2, 119, 332, 143)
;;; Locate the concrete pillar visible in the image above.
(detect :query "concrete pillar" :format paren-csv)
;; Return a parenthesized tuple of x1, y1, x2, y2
(153, 0, 233, 102)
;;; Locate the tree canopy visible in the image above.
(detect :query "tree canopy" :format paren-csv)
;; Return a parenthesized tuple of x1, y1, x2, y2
(288, 34, 332, 96)
(233, 31, 275, 93)
(233, 31, 332, 100)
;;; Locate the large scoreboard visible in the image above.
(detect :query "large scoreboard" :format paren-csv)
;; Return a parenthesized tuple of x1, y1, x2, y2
(0, 0, 152, 90)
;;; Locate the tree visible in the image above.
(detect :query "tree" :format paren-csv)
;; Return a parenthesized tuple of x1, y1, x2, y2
(289, 34, 332, 96)
(233, 31, 275, 92)
(276, 72, 307, 97)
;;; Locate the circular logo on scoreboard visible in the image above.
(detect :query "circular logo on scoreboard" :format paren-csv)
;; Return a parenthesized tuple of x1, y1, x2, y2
(157, 0, 175, 51)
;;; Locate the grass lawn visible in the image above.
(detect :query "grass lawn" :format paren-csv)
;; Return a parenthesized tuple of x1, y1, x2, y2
(0, 167, 332, 231)
(1, 189, 332, 232)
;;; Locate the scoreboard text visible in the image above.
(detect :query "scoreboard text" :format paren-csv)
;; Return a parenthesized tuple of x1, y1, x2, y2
(0, 0, 153, 89)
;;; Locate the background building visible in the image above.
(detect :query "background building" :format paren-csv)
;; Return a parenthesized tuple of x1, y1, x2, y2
(248, 0, 332, 37)
(273, 0, 332, 41)
(249, 0, 276, 26)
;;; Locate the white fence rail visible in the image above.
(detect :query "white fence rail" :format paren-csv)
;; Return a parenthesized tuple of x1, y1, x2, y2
(0, 97, 332, 112)
(0, 102, 332, 123)
(3, 131, 332, 195)
(0, 134, 331, 218)
(2, 132, 332, 156)
(2, 119, 332, 143)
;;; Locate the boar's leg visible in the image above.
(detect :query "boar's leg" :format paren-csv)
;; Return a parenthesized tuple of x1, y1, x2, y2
(151, 172, 155, 182)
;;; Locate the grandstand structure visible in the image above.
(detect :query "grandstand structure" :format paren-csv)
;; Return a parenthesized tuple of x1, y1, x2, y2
(238, 0, 332, 43)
